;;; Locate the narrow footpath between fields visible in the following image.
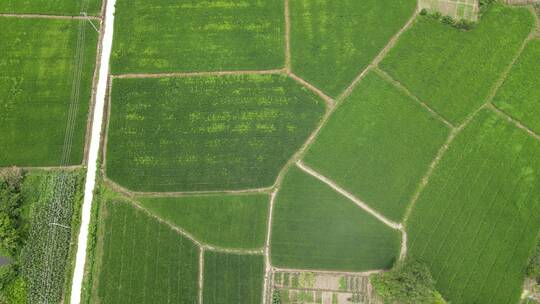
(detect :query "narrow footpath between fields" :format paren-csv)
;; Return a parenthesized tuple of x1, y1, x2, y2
(70, 0, 116, 302)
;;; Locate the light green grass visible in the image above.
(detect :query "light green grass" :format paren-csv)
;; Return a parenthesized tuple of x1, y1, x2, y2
(106, 74, 325, 192)
(380, 4, 534, 124)
(290, 0, 416, 97)
(270, 166, 401, 271)
(95, 198, 199, 304)
(0, 0, 101, 15)
(203, 251, 264, 304)
(111, 0, 284, 74)
(493, 39, 540, 134)
(407, 109, 540, 304)
(137, 194, 269, 249)
(303, 71, 450, 222)
(0, 18, 98, 166)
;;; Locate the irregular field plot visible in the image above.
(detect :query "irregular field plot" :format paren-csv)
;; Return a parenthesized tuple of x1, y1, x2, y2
(303, 71, 449, 222)
(107, 74, 325, 192)
(0, 18, 98, 166)
(407, 110, 540, 304)
(203, 251, 264, 304)
(112, 0, 284, 74)
(493, 39, 540, 134)
(95, 198, 199, 303)
(380, 4, 534, 124)
(138, 193, 269, 249)
(290, 0, 416, 97)
(270, 166, 401, 271)
(0, 0, 102, 15)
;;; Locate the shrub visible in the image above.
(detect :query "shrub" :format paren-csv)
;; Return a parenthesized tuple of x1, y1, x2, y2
(527, 239, 540, 284)
(272, 290, 281, 304)
(441, 16, 455, 26)
(420, 8, 428, 16)
(371, 260, 447, 304)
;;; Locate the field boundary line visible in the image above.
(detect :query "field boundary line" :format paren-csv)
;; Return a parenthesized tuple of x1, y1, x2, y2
(284, 0, 291, 71)
(203, 246, 264, 255)
(296, 161, 402, 230)
(288, 72, 335, 108)
(275, 286, 368, 294)
(262, 191, 277, 304)
(273, 267, 383, 276)
(374, 67, 454, 128)
(0, 165, 83, 172)
(338, 9, 419, 102)
(0, 13, 100, 20)
(112, 69, 284, 79)
(198, 248, 204, 304)
(488, 104, 540, 141)
(100, 76, 113, 176)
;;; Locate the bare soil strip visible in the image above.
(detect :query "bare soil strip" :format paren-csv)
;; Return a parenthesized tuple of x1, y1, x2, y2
(273, 267, 383, 277)
(288, 72, 335, 108)
(198, 248, 204, 304)
(399, 229, 408, 261)
(284, 0, 291, 71)
(374, 67, 454, 128)
(0, 165, 82, 172)
(204, 247, 264, 255)
(262, 191, 278, 304)
(112, 68, 285, 79)
(296, 161, 402, 230)
(488, 103, 540, 141)
(0, 13, 100, 20)
(338, 9, 419, 102)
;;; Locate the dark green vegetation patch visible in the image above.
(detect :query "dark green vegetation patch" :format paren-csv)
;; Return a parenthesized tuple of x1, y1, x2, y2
(203, 251, 264, 304)
(0, 0, 101, 16)
(270, 166, 401, 271)
(95, 199, 199, 304)
(107, 74, 325, 192)
(290, 0, 416, 97)
(407, 110, 540, 304)
(0, 18, 98, 167)
(381, 4, 534, 124)
(303, 72, 449, 221)
(112, 0, 284, 74)
(138, 194, 269, 249)
(493, 39, 540, 134)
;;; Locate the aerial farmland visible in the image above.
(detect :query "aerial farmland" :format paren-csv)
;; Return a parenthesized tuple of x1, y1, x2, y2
(0, 0, 539, 304)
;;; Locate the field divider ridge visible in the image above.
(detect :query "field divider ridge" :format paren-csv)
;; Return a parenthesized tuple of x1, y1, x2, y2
(0, 13, 101, 20)
(488, 103, 540, 141)
(374, 67, 454, 128)
(287, 72, 335, 108)
(273, 267, 383, 276)
(262, 191, 277, 304)
(111, 69, 284, 79)
(198, 248, 204, 304)
(284, 0, 291, 71)
(0, 165, 83, 172)
(296, 161, 402, 230)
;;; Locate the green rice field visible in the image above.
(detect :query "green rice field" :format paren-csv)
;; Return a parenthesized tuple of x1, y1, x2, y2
(380, 4, 534, 124)
(0, 0, 102, 15)
(303, 71, 449, 222)
(407, 109, 540, 304)
(290, 0, 416, 97)
(111, 0, 284, 74)
(270, 166, 401, 271)
(106, 74, 325, 192)
(0, 18, 98, 167)
(137, 194, 269, 249)
(94, 199, 199, 303)
(493, 39, 540, 134)
(203, 251, 264, 304)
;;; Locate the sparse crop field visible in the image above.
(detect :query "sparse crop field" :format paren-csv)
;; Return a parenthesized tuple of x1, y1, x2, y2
(0, 18, 98, 167)
(303, 71, 449, 222)
(407, 109, 540, 304)
(137, 193, 270, 249)
(106, 74, 325, 192)
(111, 0, 284, 74)
(0, 0, 102, 15)
(289, 0, 416, 97)
(271, 166, 401, 271)
(380, 4, 535, 124)
(493, 39, 540, 134)
(203, 251, 264, 304)
(419, 0, 478, 21)
(94, 198, 199, 304)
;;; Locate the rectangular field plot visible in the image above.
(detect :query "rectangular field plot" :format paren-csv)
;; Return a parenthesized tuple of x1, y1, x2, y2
(290, 0, 416, 97)
(270, 166, 401, 272)
(380, 4, 534, 124)
(493, 39, 540, 134)
(0, 18, 98, 166)
(419, 0, 478, 21)
(0, 0, 102, 15)
(93, 198, 200, 304)
(303, 71, 449, 222)
(111, 0, 284, 74)
(137, 193, 269, 250)
(407, 109, 540, 304)
(106, 74, 325, 192)
(203, 251, 264, 304)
